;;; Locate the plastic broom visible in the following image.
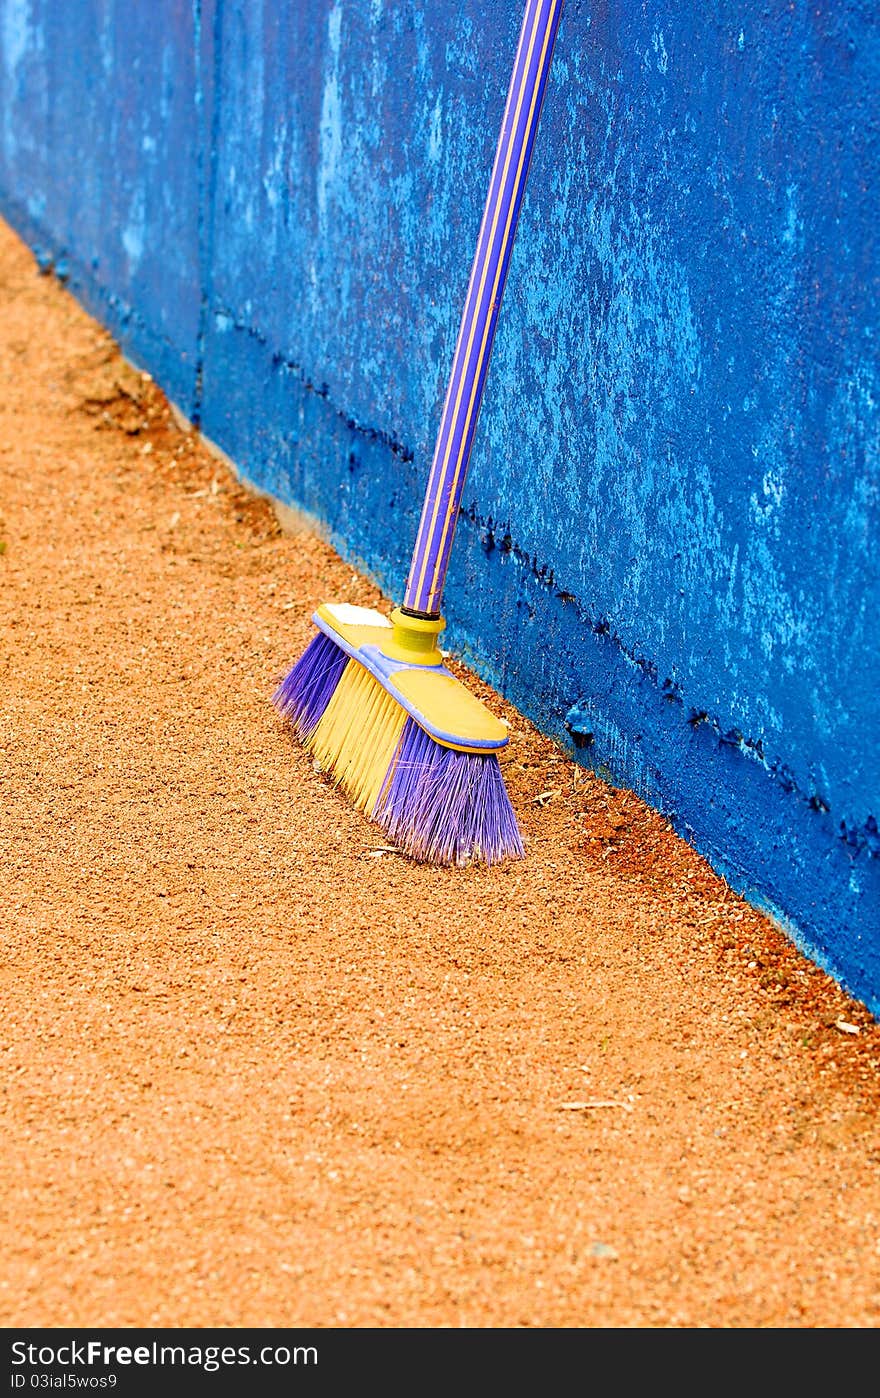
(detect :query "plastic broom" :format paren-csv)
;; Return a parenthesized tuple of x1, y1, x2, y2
(274, 0, 564, 864)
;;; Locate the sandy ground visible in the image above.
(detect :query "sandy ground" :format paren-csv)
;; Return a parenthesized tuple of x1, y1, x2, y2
(1, 216, 878, 1330)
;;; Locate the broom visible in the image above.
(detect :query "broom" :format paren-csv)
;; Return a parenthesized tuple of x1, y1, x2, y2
(274, 0, 564, 865)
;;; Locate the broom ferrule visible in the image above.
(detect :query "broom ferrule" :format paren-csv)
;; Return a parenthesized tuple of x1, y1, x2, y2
(385, 607, 446, 666)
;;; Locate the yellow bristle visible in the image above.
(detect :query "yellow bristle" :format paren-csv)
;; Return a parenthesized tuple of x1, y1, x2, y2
(309, 658, 407, 814)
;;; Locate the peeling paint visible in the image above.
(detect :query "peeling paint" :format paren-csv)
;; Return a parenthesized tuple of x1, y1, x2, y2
(317, 4, 343, 227)
(1, 0, 30, 75)
(121, 190, 145, 269)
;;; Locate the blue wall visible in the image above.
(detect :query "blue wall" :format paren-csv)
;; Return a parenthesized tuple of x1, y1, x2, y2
(2, 2, 878, 1013)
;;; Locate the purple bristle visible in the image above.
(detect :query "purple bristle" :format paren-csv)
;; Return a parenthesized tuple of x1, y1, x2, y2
(272, 631, 348, 741)
(374, 717, 524, 866)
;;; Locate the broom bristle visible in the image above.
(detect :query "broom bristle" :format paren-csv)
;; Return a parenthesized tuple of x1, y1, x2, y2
(309, 658, 407, 813)
(374, 716, 524, 866)
(275, 636, 523, 866)
(272, 631, 348, 740)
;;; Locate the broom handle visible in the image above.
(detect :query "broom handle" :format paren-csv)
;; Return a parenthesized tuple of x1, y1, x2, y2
(402, 0, 564, 619)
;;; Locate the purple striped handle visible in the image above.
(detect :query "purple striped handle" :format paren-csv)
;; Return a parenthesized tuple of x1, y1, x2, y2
(402, 0, 563, 618)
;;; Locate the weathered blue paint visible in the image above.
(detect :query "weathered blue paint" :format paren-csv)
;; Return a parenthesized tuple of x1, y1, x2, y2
(0, 0, 203, 412)
(1, 2, 878, 1012)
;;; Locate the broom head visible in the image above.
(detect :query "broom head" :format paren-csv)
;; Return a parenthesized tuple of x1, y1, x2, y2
(273, 603, 524, 866)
